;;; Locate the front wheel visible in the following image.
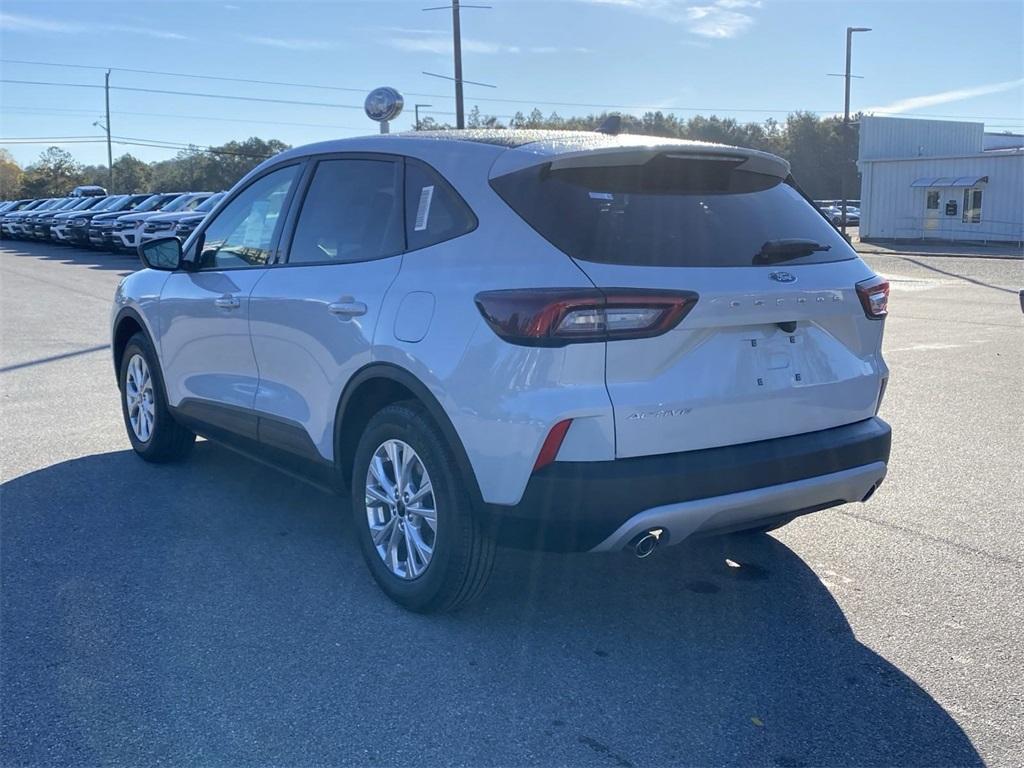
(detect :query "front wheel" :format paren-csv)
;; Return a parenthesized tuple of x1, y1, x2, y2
(119, 332, 195, 462)
(351, 402, 495, 613)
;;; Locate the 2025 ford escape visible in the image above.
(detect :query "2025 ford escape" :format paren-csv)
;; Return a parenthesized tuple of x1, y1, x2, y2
(113, 129, 892, 612)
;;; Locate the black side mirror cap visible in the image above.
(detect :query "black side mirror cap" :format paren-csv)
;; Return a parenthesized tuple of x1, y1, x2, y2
(137, 237, 183, 271)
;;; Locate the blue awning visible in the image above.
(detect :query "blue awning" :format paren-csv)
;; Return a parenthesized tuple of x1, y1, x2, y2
(911, 175, 989, 188)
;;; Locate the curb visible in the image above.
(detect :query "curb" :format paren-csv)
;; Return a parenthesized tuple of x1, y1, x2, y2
(856, 249, 1023, 261)
(855, 239, 1023, 261)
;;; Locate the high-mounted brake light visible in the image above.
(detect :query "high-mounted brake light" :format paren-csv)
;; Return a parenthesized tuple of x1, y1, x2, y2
(856, 275, 889, 319)
(474, 288, 699, 347)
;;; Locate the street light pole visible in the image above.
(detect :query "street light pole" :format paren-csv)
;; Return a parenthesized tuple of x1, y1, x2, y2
(841, 26, 870, 237)
(104, 69, 113, 191)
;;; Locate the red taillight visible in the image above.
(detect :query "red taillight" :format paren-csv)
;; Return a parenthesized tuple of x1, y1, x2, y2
(533, 419, 573, 472)
(856, 275, 889, 319)
(474, 288, 699, 347)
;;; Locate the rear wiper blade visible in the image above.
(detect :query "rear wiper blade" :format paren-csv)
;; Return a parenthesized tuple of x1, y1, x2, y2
(753, 238, 831, 265)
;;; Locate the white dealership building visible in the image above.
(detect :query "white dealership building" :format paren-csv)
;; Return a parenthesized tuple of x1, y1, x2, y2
(857, 116, 1024, 243)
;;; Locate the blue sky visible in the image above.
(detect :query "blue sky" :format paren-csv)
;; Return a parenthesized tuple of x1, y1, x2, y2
(2, 0, 1022, 167)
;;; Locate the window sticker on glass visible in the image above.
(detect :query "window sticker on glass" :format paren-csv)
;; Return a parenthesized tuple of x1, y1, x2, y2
(414, 185, 435, 231)
(589, 192, 614, 200)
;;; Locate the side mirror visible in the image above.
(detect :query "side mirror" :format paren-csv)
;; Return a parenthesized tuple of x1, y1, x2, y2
(138, 237, 183, 271)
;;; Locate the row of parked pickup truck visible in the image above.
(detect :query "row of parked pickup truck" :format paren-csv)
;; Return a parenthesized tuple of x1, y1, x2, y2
(0, 188, 225, 252)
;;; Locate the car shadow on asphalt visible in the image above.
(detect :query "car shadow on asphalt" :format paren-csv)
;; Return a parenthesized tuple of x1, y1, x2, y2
(1, 240, 139, 273)
(1, 443, 981, 767)
(892, 254, 1019, 295)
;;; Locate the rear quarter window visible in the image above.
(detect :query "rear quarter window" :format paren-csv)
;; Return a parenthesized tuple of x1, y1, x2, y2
(404, 160, 477, 251)
(490, 155, 854, 268)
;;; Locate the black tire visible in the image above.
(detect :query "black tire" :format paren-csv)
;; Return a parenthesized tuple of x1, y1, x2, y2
(351, 401, 495, 613)
(118, 332, 195, 462)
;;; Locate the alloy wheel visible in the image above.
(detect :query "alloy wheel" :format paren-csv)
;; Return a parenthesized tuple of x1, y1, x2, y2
(365, 439, 437, 579)
(125, 353, 155, 443)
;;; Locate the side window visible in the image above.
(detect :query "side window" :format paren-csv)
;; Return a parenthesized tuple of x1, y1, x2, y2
(404, 160, 476, 251)
(926, 190, 940, 210)
(199, 165, 300, 269)
(288, 159, 402, 265)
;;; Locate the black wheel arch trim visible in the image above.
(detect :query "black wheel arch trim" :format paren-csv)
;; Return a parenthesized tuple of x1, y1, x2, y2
(112, 305, 156, 382)
(335, 362, 485, 509)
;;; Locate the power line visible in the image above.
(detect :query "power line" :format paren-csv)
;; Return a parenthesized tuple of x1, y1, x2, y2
(0, 134, 277, 159)
(112, 139, 274, 159)
(111, 134, 276, 157)
(0, 57, 454, 100)
(1, 104, 372, 131)
(0, 79, 505, 119)
(5, 57, 1021, 122)
(0, 78, 369, 110)
(0, 135, 106, 141)
(0, 139, 107, 145)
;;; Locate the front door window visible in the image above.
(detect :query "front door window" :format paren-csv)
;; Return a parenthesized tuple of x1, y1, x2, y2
(197, 165, 300, 269)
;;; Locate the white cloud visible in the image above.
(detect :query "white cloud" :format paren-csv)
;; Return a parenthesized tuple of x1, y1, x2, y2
(684, 3, 756, 38)
(576, 0, 761, 38)
(0, 12, 77, 33)
(0, 11, 189, 40)
(387, 31, 521, 55)
(863, 78, 1024, 114)
(715, 0, 761, 8)
(375, 26, 588, 55)
(242, 35, 336, 51)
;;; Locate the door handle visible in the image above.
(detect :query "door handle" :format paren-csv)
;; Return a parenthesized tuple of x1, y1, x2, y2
(214, 295, 240, 310)
(328, 300, 367, 318)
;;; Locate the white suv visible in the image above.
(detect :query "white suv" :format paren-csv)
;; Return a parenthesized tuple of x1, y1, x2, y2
(113, 130, 891, 612)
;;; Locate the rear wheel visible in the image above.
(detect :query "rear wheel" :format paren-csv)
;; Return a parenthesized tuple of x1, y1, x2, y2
(119, 332, 195, 462)
(351, 402, 495, 613)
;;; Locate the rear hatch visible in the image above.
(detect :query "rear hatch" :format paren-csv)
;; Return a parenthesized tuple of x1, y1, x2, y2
(491, 144, 886, 458)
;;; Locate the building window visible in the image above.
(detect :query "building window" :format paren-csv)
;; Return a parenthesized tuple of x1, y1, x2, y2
(926, 190, 941, 210)
(962, 188, 982, 224)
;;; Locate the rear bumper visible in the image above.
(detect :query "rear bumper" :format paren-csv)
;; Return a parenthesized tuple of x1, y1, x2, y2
(591, 461, 885, 551)
(482, 417, 891, 551)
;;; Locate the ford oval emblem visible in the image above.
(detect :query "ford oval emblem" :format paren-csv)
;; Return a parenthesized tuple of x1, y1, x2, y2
(769, 271, 797, 283)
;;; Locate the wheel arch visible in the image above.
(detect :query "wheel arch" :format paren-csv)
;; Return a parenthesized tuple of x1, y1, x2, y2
(112, 306, 152, 384)
(334, 363, 484, 509)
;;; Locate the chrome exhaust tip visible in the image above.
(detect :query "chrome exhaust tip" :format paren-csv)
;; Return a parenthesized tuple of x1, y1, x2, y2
(631, 528, 664, 559)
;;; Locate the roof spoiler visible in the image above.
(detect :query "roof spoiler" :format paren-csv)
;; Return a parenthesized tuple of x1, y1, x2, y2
(546, 147, 790, 178)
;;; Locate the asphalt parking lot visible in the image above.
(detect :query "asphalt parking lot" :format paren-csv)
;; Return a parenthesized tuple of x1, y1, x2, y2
(1, 240, 1021, 767)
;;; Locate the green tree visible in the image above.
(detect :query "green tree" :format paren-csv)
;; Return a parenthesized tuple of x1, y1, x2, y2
(78, 164, 110, 190)
(112, 153, 152, 193)
(19, 147, 83, 197)
(0, 150, 23, 198)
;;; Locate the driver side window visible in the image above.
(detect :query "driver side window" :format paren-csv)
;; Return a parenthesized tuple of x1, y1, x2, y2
(198, 165, 300, 270)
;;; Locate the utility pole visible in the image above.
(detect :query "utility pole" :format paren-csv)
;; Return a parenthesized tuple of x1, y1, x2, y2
(414, 104, 433, 130)
(841, 27, 870, 236)
(104, 69, 113, 191)
(452, 0, 464, 128)
(423, 2, 491, 129)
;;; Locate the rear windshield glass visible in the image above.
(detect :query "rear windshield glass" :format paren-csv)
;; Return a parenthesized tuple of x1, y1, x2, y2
(490, 155, 854, 267)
